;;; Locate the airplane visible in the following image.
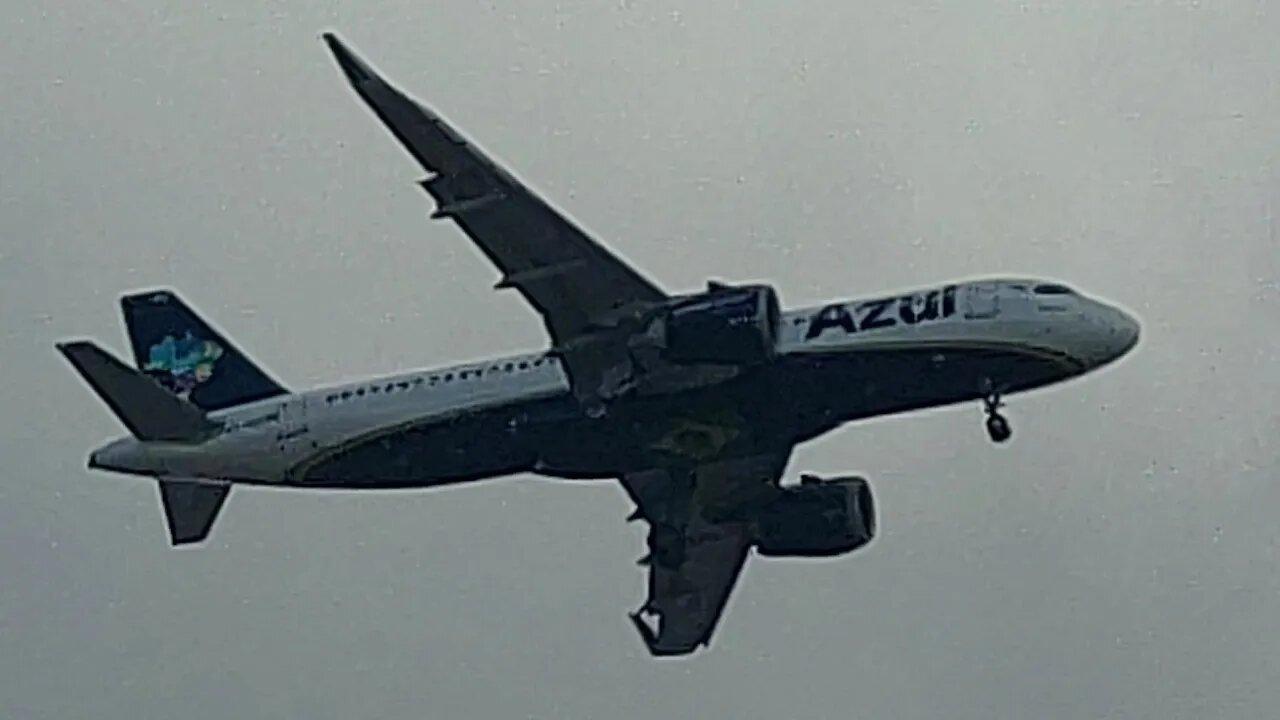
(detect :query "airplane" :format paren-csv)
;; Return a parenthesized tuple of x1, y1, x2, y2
(55, 32, 1140, 657)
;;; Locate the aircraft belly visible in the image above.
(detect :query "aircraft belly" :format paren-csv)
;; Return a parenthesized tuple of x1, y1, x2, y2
(293, 382, 789, 486)
(292, 396, 571, 488)
(534, 382, 800, 478)
(282, 337, 1079, 489)
(780, 343, 1084, 426)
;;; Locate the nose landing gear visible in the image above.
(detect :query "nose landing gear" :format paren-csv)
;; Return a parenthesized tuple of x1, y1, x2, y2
(983, 392, 1012, 443)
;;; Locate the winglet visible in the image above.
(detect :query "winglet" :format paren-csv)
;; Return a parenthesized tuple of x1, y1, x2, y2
(320, 31, 455, 178)
(57, 340, 219, 442)
(321, 32, 376, 86)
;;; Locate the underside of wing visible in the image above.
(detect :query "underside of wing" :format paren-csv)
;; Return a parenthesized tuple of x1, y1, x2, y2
(322, 33, 668, 349)
(619, 452, 791, 656)
(629, 519, 755, 656)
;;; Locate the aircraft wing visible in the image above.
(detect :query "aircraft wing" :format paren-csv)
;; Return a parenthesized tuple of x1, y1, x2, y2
(322, 33, 668, 360)
(619, 451, 790, 656)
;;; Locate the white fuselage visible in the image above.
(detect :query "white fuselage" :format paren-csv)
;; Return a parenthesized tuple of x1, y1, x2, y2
(88, 278, 1139, 485)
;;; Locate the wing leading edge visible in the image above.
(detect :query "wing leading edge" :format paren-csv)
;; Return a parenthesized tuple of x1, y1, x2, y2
(321, 33, 667, 351)
(620, 451, 790, 656)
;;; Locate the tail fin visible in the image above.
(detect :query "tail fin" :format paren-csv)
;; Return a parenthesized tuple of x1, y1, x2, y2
(158, 477, 232, 545)
(57, 341, 219, 442)
(120, 289, 287, 412)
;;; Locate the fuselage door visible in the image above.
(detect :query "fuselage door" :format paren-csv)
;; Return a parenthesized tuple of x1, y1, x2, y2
(965, 283, 1001, 319)
(275, 395, 309, 451)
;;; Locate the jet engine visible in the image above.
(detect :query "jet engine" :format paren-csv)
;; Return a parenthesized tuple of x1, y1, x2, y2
(753, 476, 876, 557)
(650, 284, 782, 366)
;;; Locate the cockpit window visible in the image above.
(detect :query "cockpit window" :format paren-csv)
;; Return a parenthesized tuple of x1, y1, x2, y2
(1034, 283, 1073, 295)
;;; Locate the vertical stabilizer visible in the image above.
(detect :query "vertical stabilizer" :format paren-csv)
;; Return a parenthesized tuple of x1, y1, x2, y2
(120, 289, 288, 412)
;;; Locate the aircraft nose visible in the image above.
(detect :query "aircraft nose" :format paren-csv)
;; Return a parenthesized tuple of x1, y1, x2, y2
(1087, 305, 1139, 366)
(1110, 308, 1141, 356)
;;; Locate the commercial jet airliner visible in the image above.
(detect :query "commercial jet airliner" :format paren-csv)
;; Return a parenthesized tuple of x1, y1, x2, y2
(57, 32, 1140, 657)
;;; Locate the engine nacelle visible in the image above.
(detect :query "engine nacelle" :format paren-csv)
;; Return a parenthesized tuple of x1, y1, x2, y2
(654, 284, 781, 366)
(754, 476, 876, 557)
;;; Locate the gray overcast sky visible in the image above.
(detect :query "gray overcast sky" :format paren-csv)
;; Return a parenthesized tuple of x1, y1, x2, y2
(3, 1, 1279, 718)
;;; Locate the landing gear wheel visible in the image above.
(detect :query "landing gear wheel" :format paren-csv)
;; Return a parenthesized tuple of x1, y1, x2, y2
(985, 413, 1012, 443)
(982, 390, 1012, 444)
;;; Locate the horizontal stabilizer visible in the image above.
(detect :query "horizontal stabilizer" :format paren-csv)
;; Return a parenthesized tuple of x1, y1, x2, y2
(57, 340, 219, 442)
(158, 477, 231, 545)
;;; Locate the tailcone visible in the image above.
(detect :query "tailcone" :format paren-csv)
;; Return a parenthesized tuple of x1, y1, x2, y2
(87, 438, 152, 476)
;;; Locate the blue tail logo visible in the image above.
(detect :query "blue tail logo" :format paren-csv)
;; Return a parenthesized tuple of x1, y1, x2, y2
(143, 332, 225, 396)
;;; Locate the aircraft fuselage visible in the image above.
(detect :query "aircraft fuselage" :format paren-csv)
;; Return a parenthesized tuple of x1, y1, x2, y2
(88, 278, 1139, 488)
